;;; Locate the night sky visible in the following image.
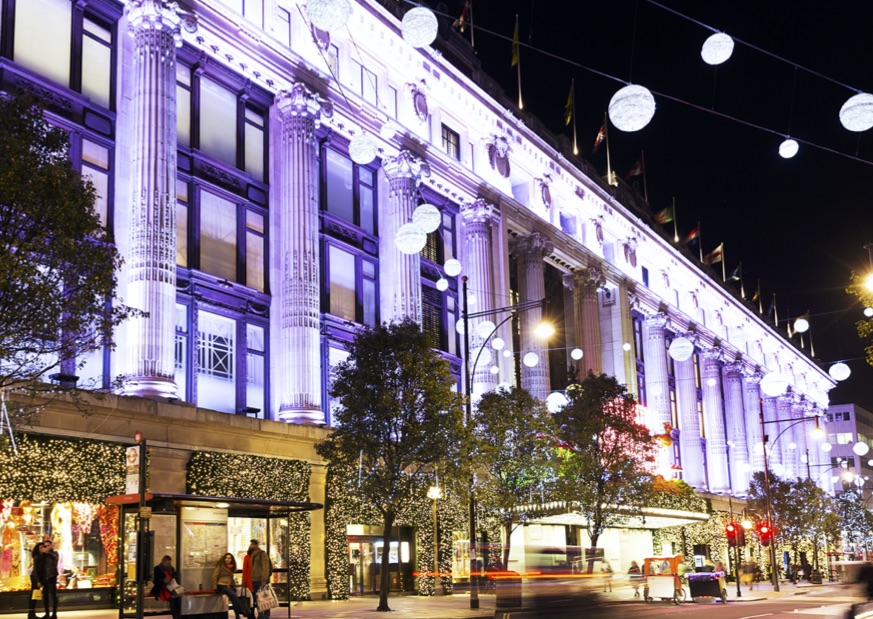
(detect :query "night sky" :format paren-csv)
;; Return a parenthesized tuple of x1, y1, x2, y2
(443, 0, 873, 408)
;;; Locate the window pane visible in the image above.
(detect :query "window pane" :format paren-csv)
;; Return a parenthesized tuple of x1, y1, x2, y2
(244, 0, 264, 26)
(362, 68, 377, 105)
(199, 77, 238, 166)
(197, 310, 236, 414)
(244, 122, 264, 181)
(349, 60, 362, 95)
(175, 304, 188, 400)
(325, 149, 354, 223)
(362, 260, 375, 279)
(276, 8, 291, 47)
(386, 85, 398, 119)
(362, 278, 376, 327)
(83, 166, 109, 227)
(200, 191, 237, 281)
(247, 324, 265, 353)
(359, 186, 374, 235)
(246, 210, 264, 233)
(82, 140, 110, 169)
(176, 201, 188, 266)
(177, 84, 191, 147)
(246, 230, 264, 292)
(15, 0, 70, 87)
(329, 245, 356, 321)
(246, 353, 265, 414)
(78, 346, 105, 390)
(82, 29, 112, 108)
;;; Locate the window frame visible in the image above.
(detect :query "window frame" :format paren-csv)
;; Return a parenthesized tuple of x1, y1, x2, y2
(441, 123, 461, 161)
(321, 236, 380, 328)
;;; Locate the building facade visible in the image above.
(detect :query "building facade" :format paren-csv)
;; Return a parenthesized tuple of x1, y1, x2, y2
(0, 0, 835, 609)
(826, 403, 873, 499)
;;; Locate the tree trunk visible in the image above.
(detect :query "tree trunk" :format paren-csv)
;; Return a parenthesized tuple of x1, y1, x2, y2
(502, 519, 512, 569)
(377, 513, 396, 611)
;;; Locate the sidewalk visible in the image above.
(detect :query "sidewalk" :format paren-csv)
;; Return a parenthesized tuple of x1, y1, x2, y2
(601, 577, 861, 604)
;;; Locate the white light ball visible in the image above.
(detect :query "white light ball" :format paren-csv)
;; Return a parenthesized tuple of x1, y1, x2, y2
(444, 258, 462, 277)
(401, 7, 438, 48)
(349, 132, 378, 165)
(788, 442, 797, 450)
(502, 350, 511, 358)
(394, 222, 427, 254)
(821, 442, 833, 453)
(546, 391, 569, 414)
(840, 93, 873, 132)
(865, 307, 873, 317)
(522, 352, 539, 367)
(668, 337, 694, 362)
(706, 377, 717, 387)
(476, 320, 496, 340)
(778, 138, 799, 159)
(490, 365, 500, 375)
(622, 342, 632, 352)
(570, 348, 584, 361)
(772, 463, 785, 477)
(853, 441, 870, 456)
(753, 442, 765, 455)
(412, 204, 441, 233)
(700, 32, 734, 65)
(800, 453, 808, 464)
(793, 316, 809, 333)
(473, 347, 492, 367)
(379, 121, 399, 141)
(467, 294, 477, 306)
(435, 278, 449, 291)
(867, 458, 873, 467)
(829, 362, 851, 382)
(608, 84, 656, 132)
(455, 319, 465, 335)
(306, 0, 351, 31)
(760, 372, 790, 397)
(491, 337, 505, 350)
(496, 382, 513, 392)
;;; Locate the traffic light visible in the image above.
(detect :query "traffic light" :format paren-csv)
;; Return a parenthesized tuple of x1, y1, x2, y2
(756, 522, 773, 547)
(726, 522, 738, 547)
(737, 525, 746, 547)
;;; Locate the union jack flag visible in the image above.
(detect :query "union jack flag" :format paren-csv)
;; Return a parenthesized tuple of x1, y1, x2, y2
(592, 126, 606, 154)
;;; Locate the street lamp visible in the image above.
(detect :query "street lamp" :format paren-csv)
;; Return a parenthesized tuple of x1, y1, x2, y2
(427, 485, 443, 595)
(461, 275, 548, 609)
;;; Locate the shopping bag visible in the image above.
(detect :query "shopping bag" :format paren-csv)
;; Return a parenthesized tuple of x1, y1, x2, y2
(256, 583, 279, 612)
(168, 578, 185, 597)
(236, 586, 253, 615)
(31, 588, 42, 601)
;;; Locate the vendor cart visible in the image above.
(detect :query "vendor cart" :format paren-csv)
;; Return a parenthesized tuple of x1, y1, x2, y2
(686, 571, 727, 603)
(642, 555, 686, 605)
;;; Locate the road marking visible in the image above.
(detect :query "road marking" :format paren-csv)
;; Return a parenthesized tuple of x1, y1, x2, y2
(737, 614, 773, 619)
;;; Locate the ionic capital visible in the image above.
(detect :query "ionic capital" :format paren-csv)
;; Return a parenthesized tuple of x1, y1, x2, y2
(276, 83, 333, 125)
(510, 232, 553, 260)
(460, 199, 499, 225)
(382, 150, 430, 183)
(126, 0, 190, 44)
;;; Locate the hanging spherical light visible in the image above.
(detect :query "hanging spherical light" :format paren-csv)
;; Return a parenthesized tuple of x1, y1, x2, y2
(820, 442, 833, 453)
(502, 349, 511, 358)
(760, 372, 790, 397)
(491, 337, 505, 350)
(546, 391, 569, 414)
(865, 307, 873, 317)
(840, 93, 873, 132)
(700, 32, 734, 65)
(668, 337, 694, 362)
(394, 222, 427, 254)
(706, 378, 717, 387)
(496, 381, 513, 392)
(412, 203, 441, 233)
(379, 121, 399, 141)
(476, 320, 496, 340)
(306, 0, 351, 32)
(853, 441, 870, 456)
(622, 342, 632, 352)
(829, 362, 851, 382)
(467, 294, 477, 306)
(435, 278, 449, 291)
(570, 348, 584, 361)
(473, 347, 492, 367)
(608, 84, 656, 132)
(778, 138, 799, 159)
(788, 442, 797, 450)
(522, 352, 539, 367)
(455, 319, 465, 335)
(444, 258, 462, 277)
(772, 463, 786, 477)
(349, 132, 378, 165)
(401, 7, 438, 48)
(793, 315, 810, 333)
(490, 365, 500, 375)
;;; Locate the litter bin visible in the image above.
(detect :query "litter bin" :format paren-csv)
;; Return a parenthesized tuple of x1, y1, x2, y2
(810, 571, 822, 584)
(495, 572, 522, 608)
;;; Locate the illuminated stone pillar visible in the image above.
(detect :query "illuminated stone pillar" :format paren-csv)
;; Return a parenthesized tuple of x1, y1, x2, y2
(762, 396, 782, 469)
(778, 395, 798, 478)
(675, 350, 705, 489)
(510, 232, 552, 400)
(723, 362, 750, 493)
(382, 151, 429, 323)
(565, 266, 604, 376)
(743, 372, 766, 472)
(619, 281, 638, 397)
(702, 349, 730, 493)
(642, 313, 673, 473)
(123, 0, 184, 399)
(274, 84, 332, 424)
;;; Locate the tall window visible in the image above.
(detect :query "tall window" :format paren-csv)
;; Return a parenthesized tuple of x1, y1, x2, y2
(421, 286, 458, 356)
(441, 124, 460, 161)
(197, 310, 236, 413)
(80, 138, 112, 228)
(323, 147, 377, 235)
(324, 242, 378, 328)
(200, 191, 238, 281)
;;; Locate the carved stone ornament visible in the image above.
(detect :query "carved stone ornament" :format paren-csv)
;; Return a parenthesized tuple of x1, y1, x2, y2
(276, 82, 333, 125)
(311, 23, 330, 51)
(591, 216, 604, 244)
(407, 80, 429, 122)
(486, 134, 511, 178)
(623, 239, 637, 267)
(125, 0, 194, 46)
(536, 173, 552, 210)
(660, 269, 670, 289)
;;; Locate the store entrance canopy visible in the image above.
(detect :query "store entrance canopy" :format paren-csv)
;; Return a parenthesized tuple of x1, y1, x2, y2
(105, 492, 323, 514)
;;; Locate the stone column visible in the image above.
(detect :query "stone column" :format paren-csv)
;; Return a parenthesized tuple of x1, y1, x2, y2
(702, 349, 730, 493)
(122, 0, 184, 399)
(792, 400, 811, 480)
(761, 396, 782, 469)
(619, 282, 638, 397)
(381, 151, 430, 323)
(510, 232, 553, 400)
(642, 313, 673, 473)
(778, 395, 797, 478)
(674, 349, 705, 489)
(565, 266, 604, 376)
(743, 372, 765, 472)
(461, 199, 500, 395)
(274, 84, 332, 424)
(723, 362, 750, 493)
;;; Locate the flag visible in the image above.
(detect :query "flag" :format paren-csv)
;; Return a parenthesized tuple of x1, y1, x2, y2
(452, 1, 470, 31)
(703, 243, 724, 265)
(750, 288, 759, 303)
(654, 206, 674, 225)
(683, 227, 699, 244)
(564, 83, 573, 126)
(592, 126, 605, 154)
(625, 157, 644, 181)
(511, 17, 519, 67)
(767, 294, 776, 319)
(728, 264, 741, 281)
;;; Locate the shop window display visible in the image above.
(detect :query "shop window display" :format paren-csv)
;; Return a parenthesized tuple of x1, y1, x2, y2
(0, 500, 118, 593)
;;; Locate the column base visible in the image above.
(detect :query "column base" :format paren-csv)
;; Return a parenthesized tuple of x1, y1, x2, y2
(277, 407, 326, 425)
(122, 376, 178, 400)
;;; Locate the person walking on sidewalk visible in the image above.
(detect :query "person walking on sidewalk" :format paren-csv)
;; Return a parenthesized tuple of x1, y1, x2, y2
(35, 540, 59, 619)
(27, 543, 42, 619)
(627, 561, 642, 598)
(247, 540, 272, 618)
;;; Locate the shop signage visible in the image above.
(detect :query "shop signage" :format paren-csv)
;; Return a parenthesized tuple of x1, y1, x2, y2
(125, 445, 141, 494)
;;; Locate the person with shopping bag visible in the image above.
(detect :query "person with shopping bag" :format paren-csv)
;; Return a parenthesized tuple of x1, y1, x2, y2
(212, 553, 250, 619)
(27, 543, 43, 619)
(150, 556, 182, 619)
(245, 540, 273, 618)
(35, 539, 59, 619)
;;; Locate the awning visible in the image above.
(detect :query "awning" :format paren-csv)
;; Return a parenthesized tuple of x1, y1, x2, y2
(526, 505, 710, 530)
(105, 492, 322, 514)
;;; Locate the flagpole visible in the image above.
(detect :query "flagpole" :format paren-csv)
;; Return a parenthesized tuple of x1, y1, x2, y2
(721, 244, 727, 281)
(514, 15, 523, 109)
(773, 293, 779, 327)
(641, 150, 649, 203)
(469, 0, 475, 48)
(604, 112, 614, 186)
(757, 280, 763, 314)
(672, 197, 678, 242)
(698, 221, 703, 262)
(571, 79, 578, 155)
(739, 262, 746, 298)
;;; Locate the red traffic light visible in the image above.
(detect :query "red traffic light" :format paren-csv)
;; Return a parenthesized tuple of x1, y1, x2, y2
(756, 521, 773, 546)
(726, 522, 738, 547)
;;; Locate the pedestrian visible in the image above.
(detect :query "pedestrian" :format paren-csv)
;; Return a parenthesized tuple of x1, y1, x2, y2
(35, 539, 59, 619)
(212, 553, 248, 619)
(627, 560, 642, 598)
(246, 540, 271, 618)
(713, 561, 725, 574)
(150, 555, 182, 619)
(858, 561, 873, 601)
(27, 543, 42, 619)
(601, 561, 613, 592)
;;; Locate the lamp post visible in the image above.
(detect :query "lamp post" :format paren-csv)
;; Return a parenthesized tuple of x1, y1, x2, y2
(427, 485, 443, 595)
(461, 275, 547, 609)
(726, 494, 742, 599)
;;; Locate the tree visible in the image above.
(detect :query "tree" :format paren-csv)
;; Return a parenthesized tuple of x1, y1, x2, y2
(848, 273, 873, 366)
(473, 386, 557, 567)
(0, 91, 130, 424)
(552, 371, 658, 550)
(838, 489, 873, 554)
(315, 319, 467, 611)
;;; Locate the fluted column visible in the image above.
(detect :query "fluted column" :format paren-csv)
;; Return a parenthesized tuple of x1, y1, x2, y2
(702, 349, 730, 493)
(382, 151, 430, 323)
(762, 396, 782, 469)
(743, 372, 765, 473)
(461, 199, 500, 395)
(510, 233, 553, 400)
(619, 282, 638, 397)
(793, 400, 811, 480)
(565, 266, 604, 375)
(275, 84, 332, 424)
(123, 0, 183, 399)
(723, 362, 750, 493)
(675, 350, 705, 489)
(778, 395, 798, 478)
(642, 313, 673, 473)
